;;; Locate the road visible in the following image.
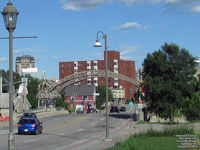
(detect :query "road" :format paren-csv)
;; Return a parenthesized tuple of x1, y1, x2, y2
(0, 112, 131, 150)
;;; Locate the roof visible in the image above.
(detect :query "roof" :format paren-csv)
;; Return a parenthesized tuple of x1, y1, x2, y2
(63, 85, 96, 96)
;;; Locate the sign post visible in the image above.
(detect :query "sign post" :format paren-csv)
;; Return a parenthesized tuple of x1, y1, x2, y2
(129, 101, 133, 129)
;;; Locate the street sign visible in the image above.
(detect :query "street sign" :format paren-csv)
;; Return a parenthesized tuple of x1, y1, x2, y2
(129, 101, 133, 109)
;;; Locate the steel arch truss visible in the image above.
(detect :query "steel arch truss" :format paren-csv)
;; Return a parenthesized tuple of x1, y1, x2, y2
(49, 70, 140, 94)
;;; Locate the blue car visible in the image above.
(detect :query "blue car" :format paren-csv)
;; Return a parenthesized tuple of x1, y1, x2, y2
(18, 117, 43, 135)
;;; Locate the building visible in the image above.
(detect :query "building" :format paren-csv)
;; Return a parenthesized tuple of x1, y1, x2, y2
(136, 67, 143, 81)
(22, 68, 46, 80)
(16, 55, 35, 76)
(0, 77, 31, 119)
(110, 86, 125, 104)
(59, 50, 136, 102)
(63, 85, 97, 112)
(195, 59, 200, 81)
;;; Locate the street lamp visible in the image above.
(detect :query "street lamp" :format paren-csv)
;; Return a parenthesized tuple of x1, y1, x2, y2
(2, 1, 19, 150)
(94, 31, 110, 140)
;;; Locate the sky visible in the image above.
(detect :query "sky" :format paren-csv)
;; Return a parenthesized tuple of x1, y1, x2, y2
(0, 0, 200, 79)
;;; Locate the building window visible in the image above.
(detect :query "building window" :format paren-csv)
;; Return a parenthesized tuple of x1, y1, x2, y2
(68, 64, 71, 68)
(61, 64, 64, 68)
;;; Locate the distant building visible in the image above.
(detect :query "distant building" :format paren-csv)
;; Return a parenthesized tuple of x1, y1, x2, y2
(63, 85, 97, 112)
(136, 67, 143, 81)
(59, 50, 136, 102)
(0, 77, 31, 118)
(16, 55, 35, 76)
(22, 68, 46, 80)
(110, 86, 125, 104)
(195, 59, 200, 81)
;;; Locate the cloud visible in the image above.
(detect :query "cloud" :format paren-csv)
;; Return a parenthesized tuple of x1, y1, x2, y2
(164, 0, 200, 13)
(148, 0, 161, 3)
(51, 56, 60, 60)
(190, 5, 200, 13)
(111, 22, 147, 31)
(117, 45, 138, 60)
(0, 57, 8, 63)
(14, 47, 47, 55)
(60, 0, 111, 11)
(60, 0, 160, 11)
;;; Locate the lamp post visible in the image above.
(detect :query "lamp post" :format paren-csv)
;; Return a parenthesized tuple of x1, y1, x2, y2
(2, 2, 19, 150)
(129, 88, 133, 128)
(94, 31, 110, 140)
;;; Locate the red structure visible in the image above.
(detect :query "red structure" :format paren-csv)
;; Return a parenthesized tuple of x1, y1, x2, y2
(59, 50, 136, 102)
(63, 85, 97, 112)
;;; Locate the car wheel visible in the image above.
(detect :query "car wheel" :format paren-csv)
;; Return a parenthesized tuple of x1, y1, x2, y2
(34, 129, 38, 135)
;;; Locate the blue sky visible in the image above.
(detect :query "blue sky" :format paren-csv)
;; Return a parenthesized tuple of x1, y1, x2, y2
(0, 0, 200, 79)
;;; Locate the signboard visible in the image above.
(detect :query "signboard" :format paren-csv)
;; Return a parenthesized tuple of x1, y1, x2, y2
(129, 101, 133, 109)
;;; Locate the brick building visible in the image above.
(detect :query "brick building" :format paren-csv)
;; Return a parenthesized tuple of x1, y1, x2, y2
(59, 50, 136, 102)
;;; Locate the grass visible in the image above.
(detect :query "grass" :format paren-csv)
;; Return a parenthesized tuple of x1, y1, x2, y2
(105, 125, 200, 150)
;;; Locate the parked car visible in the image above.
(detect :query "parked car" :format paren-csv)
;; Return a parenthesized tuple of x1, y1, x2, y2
(110, 106, 120, 113)
(18, 117, 43, 135)
(120, 106, 126, 112)
(87, 108, 96, 113)
(76, 107, 84, 113)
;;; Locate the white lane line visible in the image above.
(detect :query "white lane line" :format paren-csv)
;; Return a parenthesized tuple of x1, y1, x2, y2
(91, 123, 95, 126)
(100, 118, 104, 121)
(78, 128, 83, 131)
(58, 133, 65, 136)
(24, 139, 37, 143)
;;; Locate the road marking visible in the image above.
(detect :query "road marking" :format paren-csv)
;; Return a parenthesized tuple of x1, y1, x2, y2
(78, 128, 83, 131)
(58, 133, 65, 136)
(91, 123, 95, 126)
(44, 114, 94, 132)
(100, 118, 104, 121)
(24, 139, 37, 143)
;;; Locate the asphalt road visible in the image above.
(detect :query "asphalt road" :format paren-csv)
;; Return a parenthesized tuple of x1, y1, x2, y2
(0, 112, 132, 150)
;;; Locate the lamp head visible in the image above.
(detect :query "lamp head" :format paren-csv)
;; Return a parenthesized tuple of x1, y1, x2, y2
(94, 40, 102, 47)
(2, 1, 19, 31)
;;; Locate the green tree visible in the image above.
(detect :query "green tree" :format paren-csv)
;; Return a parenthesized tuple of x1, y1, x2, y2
(0, 69, 21, 92)
(55, 93, 68, 110)
(143, 43, 196, 123)
(27, 76, 41, 108)
(96, 86, 113, 110)
(182, 92, 200, 121)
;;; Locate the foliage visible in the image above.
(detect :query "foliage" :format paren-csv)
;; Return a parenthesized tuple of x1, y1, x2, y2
(27, 76, 41, 108)
(55, 94, 68, 110)
(96, 86, 113, 110)
(182, 92, 200, 121)
(0, 69, 21, 92)
(142, 43, 196, 123)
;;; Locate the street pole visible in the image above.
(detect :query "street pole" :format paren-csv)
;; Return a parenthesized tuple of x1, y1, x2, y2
(129, 88, 133, 129)
(94, 31, 110, 140)
(8, 28, 15, 150)
(105, 34, 109, 139)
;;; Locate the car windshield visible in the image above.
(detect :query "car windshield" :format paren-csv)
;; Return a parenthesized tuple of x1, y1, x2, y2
(23, 113, 36, 118)
(20, 119, 36, 124)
